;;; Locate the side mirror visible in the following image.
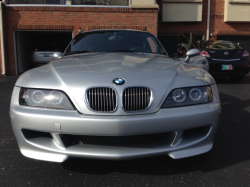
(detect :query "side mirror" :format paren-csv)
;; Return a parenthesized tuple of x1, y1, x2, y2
(185, 49, 200, 62)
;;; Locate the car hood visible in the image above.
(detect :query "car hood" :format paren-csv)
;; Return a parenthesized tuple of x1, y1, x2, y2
(16, 52, 215, 115)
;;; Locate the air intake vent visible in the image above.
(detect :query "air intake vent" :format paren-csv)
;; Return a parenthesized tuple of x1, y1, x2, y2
(64, 132, 171, 147)
(86, 87, 117, 112)
(123, 87, 152, 112)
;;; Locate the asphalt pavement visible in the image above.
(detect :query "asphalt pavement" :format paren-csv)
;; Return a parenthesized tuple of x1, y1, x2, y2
(0, 75, 250, 187)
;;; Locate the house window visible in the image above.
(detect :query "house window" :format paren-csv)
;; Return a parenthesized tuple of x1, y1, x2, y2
(162, 0, 203, 22)
(225, 0, 250, 22)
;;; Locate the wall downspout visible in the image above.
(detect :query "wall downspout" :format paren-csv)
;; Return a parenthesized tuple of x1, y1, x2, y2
(156, 0, 159, 38)
(0, 2, 5, 76)
(206, 0, 211, 40)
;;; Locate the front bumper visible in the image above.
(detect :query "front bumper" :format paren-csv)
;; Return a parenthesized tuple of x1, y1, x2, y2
(10, 85, 221, 162)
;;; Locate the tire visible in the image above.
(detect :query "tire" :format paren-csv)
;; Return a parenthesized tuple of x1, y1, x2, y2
(230, 74, 245, 82)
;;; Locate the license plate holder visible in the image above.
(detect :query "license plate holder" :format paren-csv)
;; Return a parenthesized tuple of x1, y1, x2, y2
(222, 64, 233, 70)
(43, 54, 49, 57)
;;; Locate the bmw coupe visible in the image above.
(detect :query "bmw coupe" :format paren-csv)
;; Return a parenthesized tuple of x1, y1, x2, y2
(10, 30, 221, 162)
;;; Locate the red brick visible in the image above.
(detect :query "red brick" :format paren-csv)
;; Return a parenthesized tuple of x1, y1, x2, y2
(1, 5, 158, 75)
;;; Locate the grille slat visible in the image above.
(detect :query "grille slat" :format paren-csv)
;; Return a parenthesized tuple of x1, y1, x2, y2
(123, 87, 151, 112)
(142, 88, 144, 110)
(91, 89, 93, 110)
(97, 88, 99, 111)
(138, 87, 141, 111)
(100, 88, 103, 111)
(124, 89, 127, 110)
(86, 87, 116, 112)
(133, 87, 136, 111)
(108, 88, 111, 112)
(94, 88, 97, 110)
(102, 88, 105, 111)
(147, 89, 149, 105)
(129, 88, 131, 111)
(136, 87, 138, 111)
(106, 88, 109, 111)
(112, 89, 114, 110)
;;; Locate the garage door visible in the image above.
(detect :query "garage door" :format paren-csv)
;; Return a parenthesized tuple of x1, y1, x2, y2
(217, 35, 250, 54)
(158, 34, 203, 57)
(15, 31, 72, 74)
(158, 36, 178, 57)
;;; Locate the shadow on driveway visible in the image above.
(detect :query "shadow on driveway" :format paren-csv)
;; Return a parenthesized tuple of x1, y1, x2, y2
(62, 92, 250, 175)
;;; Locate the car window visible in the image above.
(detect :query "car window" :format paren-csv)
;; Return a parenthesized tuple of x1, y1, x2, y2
(203, 41, 240, 49)
(65, 31, 167, 55)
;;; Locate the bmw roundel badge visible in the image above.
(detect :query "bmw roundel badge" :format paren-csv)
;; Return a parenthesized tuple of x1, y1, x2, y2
(113, 78, 125, 85)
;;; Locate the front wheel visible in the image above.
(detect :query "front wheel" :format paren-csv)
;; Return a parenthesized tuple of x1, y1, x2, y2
(230, 74, 245, 82)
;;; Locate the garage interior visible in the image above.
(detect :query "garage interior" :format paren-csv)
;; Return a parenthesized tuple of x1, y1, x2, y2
(158, 35, 203, 57)
(15, 31, 72, 74)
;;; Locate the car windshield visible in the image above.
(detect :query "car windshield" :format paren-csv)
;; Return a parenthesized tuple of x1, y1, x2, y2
(203, 41, 240, 50)
(64, 30, 167, 56)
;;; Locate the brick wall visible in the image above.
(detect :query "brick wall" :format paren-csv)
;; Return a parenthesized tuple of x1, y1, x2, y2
(2, 5, 158, 75)
(157, 0, 250, 39)
(0, 32, 2, 75)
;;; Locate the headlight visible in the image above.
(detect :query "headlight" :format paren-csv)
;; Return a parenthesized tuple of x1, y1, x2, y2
(19, 88, 75, 110)
(162, 86, 213, 108)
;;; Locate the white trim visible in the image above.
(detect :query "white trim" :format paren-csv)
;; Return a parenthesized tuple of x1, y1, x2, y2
(0, 2, 5, 75)
(206, 0, 210, 40)
(5, 4, 131, 8)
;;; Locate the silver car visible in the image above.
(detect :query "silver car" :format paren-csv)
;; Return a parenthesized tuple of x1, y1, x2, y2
(10, 30, 220, 162)
(31, 43, 62, 65)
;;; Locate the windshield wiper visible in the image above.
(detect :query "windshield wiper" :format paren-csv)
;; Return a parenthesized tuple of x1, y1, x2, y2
(64, 50, 90, 56)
